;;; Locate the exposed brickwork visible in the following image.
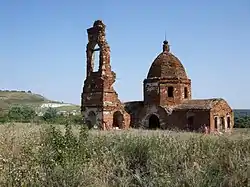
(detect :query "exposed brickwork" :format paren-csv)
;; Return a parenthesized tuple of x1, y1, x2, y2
(147, 54, 187, 79)
(125, 99, 233, 133)
(210, 99, 234, 133)
(81, 20, 130, 130)
(123, 101, 144, 128)
(125, 41, 233, 133)
(81, 21, 233, 133)
(144, 41, 191, 106)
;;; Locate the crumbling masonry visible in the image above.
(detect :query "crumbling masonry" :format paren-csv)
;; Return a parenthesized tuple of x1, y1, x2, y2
(81, 20, 130, 130)
(81, 20, 234, 133)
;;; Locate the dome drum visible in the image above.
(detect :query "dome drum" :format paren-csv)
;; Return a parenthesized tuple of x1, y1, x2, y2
(144, 78, 191, 84)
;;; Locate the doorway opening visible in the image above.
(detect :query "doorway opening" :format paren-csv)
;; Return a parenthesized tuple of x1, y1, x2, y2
(148, 114, 160, 129)
(187, 116, 194, 130)
(112, 111, 124, 129)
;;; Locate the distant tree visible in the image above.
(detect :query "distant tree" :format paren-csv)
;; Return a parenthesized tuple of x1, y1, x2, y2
(22, 106, 36, 122)
(27, 90, 32, 93)
(8, 106, 23, 121)
(43, 107, 58, 123)
(0, 110, 9, 123)
(0, 115, 8, 123)
(8, 106, 36, 122)
(7, 106, 36, 122)
(234, 116, 250, 128)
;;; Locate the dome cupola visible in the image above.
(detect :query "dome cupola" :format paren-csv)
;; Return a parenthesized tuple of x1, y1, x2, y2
(143, 40, 191, 106)
(147, 40, 188, 80)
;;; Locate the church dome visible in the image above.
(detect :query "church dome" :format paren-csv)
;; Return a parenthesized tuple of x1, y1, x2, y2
(147, 41, 188, 79)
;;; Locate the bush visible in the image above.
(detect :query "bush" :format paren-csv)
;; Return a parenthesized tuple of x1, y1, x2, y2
(7, 105, 36, 123)
(0, 114, 8, 123)
(42, 107, 58, 123)
(42, 108, 83, 125)
(68, 114, 83, 125)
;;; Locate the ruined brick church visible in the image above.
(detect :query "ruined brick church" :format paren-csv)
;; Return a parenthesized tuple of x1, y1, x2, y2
(81, 20, 234, 133)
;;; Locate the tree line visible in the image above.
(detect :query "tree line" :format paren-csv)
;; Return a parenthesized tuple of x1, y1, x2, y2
(0, 105, 83, 125)
(234, 115, 250, 128)
(0, 90, 32, 93)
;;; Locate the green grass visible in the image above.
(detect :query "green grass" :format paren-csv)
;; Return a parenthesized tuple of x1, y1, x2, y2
(56, 105, 80, 112)
(0, 123, 249, 187)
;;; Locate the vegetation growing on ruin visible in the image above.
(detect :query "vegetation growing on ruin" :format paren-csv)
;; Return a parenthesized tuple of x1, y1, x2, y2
(0, 123, 249, 187)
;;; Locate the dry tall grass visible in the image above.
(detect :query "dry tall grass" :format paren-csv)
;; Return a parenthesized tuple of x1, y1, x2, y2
(0, 123, 249, 187)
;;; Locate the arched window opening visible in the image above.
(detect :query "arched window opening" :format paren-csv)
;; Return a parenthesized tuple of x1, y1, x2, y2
(184, 87, 188, 98)
(168, 86, 174, 97)
(148, 114, 160, 129)
(92, 45, 100, 72)
(227, 116, 230, 128)
(220, 117, 225, 129)
(214, 117, 218, 129)
(112, 111, 124, 129)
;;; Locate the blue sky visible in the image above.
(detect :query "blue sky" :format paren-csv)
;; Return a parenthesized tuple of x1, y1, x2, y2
(0, 0, 250, 109)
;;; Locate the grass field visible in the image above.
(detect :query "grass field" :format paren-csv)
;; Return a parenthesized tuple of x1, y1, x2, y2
(0, 123, 249, 187)
(56, 105, 80, 112)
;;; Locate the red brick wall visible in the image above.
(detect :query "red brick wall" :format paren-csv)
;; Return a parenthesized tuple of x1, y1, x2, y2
(210, 100, 233, 132)
(143, 78, 191, 106)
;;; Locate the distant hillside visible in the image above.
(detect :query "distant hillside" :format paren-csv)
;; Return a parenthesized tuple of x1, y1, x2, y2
(0, 90, 80, 114)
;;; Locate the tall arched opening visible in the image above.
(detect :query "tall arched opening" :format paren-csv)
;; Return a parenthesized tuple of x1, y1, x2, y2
(113, 111, 124, 129)
(92, 44, 101, 72)
(227, 116, 230, 128)
(148, 114, 160, 129)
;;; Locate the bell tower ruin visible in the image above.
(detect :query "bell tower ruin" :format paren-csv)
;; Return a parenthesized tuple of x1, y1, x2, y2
(81, 20, 130, 130)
